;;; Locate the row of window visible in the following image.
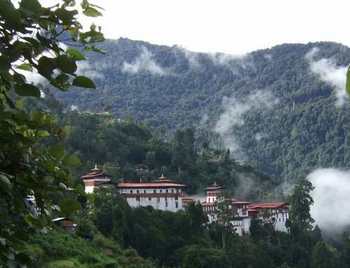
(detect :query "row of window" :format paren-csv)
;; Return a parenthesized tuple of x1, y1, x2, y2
(128, 189, 181, 194)
(134, 197, 179, 208)
(135, 196, 178, 201)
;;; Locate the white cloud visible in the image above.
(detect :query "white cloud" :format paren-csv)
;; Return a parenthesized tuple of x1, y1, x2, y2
(208, 52, 243, 66)
(306, 48, 348, 106)
(70, 105, 79, 111)
(122, 46, 167, 75)
(175, 46, 201, 69)
(254, 132, 266, 141)
(214, 91, 278, 158)
(77, 61, 104, 80)
(308, 168, 350, 234)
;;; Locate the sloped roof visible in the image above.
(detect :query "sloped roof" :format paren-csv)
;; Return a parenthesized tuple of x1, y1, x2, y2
(247, 202, 288, 209)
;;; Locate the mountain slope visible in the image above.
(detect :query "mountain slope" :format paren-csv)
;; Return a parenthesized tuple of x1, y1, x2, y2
(55, 39, 350, 182)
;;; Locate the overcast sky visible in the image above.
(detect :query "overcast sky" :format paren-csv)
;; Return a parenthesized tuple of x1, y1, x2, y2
(78, 0, 350, 54)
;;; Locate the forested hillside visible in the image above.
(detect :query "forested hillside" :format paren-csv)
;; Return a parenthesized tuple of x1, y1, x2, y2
(55, 39, 350, 183)
(58, 111, 279, 200)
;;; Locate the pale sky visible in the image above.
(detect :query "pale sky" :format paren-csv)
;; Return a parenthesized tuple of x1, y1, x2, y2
(78, 0, 350, 54)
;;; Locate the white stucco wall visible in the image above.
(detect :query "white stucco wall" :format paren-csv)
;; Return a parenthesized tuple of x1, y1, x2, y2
(120, 187, 183, 212)
(85, 185, 95, 194)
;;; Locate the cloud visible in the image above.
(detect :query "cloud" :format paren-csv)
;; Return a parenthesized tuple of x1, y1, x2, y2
(307, 168, 350, 235)
(214, 91, 278, 159)
(306, 48, 348, 107)
(264, 53, 273, 61)
(254, 132, 266, 141)
(122, 46, 167, 75)
(208, 52, 237, 66)
(77, 61, 104, 80)
(173, 46, 201, 69)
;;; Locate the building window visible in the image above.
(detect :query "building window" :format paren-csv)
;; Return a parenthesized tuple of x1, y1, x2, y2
(136, 196, 140, 201)
(137, 190, 139, 194)
(148, 197, 151, 201)
(166, 189, 168, 193)
(171, 189, 174, 193)
(175, 202, 178, 208)
(130, 190, 133, 193)
(160, 189, 162, 193)
(144, 190, 146, 193)
(153, 189, 156, 193)
(175, 196, 178, 200)
(165, 202, 168, 207)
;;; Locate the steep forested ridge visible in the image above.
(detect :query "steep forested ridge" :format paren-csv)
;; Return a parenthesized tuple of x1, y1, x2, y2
(55, 39, 350, 182)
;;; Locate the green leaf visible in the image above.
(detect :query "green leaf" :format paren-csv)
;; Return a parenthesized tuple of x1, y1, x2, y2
(0, 174, 12, 190)
(73, 76, 96, 89)
(37, 130, 50, 137)
(346, 67, 350, 96)
(0, 1, 22, 30)
(66, 48, 86, 61)
(24, 214, 42, 228)
(0, 55, 11, 73)
(63, 154, 81, 167)
(59, 198, 81, 216)
(51, 73, 70, 91)
(38, 56, 57, 78)
(16, 63, 33, 71)
(19, 0, 42, 16)
(84, 45, 106, 54)
(57, 55, 77, 74)
(83, 6, 102, 17)
(55, 7, 77, 25)
(14, 84, 41, 97)
(49, 144, 65, 159)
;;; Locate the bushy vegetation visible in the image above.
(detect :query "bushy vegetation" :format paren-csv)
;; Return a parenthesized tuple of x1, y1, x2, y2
(24, 229, 154, 267)
(24, 182, 350, 268)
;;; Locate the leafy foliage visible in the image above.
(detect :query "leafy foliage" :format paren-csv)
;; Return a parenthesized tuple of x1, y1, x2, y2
(0, 0, 104, 264)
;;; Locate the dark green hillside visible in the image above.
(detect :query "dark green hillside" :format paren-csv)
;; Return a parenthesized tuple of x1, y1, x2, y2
(55, 39, 350, 182)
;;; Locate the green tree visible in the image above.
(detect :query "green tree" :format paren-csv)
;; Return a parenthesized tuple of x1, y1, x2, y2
(0, 0, 103, 264)
(288, 178, 315, 237)
(311, 241, 338, 268)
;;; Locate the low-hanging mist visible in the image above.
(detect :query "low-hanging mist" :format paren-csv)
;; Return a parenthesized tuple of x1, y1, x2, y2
(214, 90, 279, 159)
(306, 47, 348, 106)
(307, 168, 350, 235)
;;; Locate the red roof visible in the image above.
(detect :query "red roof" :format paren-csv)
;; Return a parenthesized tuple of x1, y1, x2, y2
(205, 182, 223, 191)
(231, 200, 251, 205)
(118, 175, 185, 189)
(81, 166, 111, 180)
(117, 182, 185, 188)
(247, 202, 288, 209)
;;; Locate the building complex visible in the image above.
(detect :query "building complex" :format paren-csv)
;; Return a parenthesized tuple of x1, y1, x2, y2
(81, 166, 289, 234)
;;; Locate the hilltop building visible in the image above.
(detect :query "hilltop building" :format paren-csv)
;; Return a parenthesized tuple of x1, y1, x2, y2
(117, 175, 185, 212)
(81, 167, 186, 212)
(81, 165, 112, 193)
(80, 167, 289, 234)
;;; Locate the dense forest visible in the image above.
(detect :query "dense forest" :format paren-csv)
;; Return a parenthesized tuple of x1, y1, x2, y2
(54, 39, 350, 184)
(59, 110, 280, 199)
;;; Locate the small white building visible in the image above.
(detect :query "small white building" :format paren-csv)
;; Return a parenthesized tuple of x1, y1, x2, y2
(202, 183, 224, 222)
(117, 175, 186, 212)
(81, 165, 112, 194)
(201, 183, 289, 235)
(247, 202, 289, 232)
